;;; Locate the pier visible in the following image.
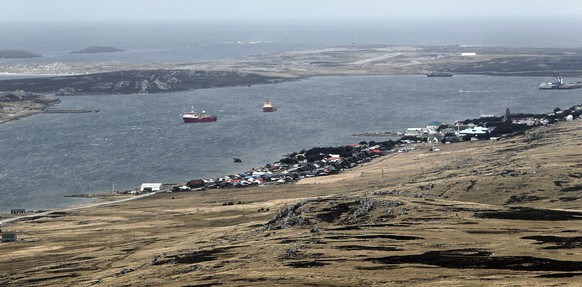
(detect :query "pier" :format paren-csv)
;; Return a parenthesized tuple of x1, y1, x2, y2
(43, 109, 99, 113)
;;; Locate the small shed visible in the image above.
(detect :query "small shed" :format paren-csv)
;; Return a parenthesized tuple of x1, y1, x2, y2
(140, 183, 163, 192)
(2, 233, 17, 243)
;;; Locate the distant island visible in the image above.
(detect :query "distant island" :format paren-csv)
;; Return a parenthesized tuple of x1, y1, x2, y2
(0, 49, 41, 59)
(71, 46, 125, 53)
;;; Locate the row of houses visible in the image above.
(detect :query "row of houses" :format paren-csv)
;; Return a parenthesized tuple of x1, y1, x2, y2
(173, 143, 391, 192)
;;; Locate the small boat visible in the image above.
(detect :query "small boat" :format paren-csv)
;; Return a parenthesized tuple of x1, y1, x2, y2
(182, 106, 217, 123)
(262, 99, 277, 112)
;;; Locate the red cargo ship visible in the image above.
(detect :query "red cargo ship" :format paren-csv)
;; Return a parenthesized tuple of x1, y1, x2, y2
(182, 106, 217, 123)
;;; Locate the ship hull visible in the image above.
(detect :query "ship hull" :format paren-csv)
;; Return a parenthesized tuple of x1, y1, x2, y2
(183, 117, 217, 123)
(539, 84, 582, 90)
(263, 107, 277, 112)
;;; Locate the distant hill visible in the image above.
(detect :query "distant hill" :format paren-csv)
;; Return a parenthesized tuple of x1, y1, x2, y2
(0, 50, 41, 58)
(71, 46, 126, 53)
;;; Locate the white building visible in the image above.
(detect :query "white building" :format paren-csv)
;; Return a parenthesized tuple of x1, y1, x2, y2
(140, 183, 163, 192)
(458, 126, 489, 135)
(404, 128, 426, 137)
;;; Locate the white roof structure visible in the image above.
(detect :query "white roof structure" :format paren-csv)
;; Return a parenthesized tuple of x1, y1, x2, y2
(140, 183, 163, 191)
(458, 127, 489, 135)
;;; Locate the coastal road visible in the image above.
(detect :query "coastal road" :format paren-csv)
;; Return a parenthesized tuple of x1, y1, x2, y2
(0, 192, 158, 226)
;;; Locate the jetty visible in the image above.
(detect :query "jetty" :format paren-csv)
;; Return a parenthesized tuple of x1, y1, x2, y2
(42, 108, 99, 113)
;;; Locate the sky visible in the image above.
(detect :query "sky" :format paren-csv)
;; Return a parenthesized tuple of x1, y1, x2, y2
(2, 0, 582, 22)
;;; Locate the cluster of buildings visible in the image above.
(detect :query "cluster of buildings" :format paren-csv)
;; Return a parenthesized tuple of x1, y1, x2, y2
(404, 105, 582, 143)
(171, 144, 390, 192)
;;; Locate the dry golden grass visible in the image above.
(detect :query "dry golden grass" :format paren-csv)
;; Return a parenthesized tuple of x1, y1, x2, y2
(1, 121, 581, 287)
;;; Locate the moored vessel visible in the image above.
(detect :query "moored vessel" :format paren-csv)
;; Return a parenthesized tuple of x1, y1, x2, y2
(262, 99, 277, 112)
(182, 106, 217, 123)
(539, 73, 582, 90)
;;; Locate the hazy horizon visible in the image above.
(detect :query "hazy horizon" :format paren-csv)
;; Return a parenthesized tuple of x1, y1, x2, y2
(2, 0, 582, 23)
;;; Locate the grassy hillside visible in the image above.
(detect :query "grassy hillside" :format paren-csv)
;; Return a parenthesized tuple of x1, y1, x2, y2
(0, 120, 581, 286)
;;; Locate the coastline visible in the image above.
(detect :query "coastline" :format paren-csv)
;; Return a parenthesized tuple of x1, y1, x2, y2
(0, 91, 59, 125)
(1, 119, 580, 286)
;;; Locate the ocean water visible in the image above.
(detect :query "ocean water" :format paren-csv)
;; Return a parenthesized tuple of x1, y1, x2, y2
(1, 18, 582, 212)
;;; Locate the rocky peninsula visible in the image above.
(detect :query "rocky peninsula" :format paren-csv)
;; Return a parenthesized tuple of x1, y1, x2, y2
(0, 69, 291, 96)
(0, 91, 59, 124)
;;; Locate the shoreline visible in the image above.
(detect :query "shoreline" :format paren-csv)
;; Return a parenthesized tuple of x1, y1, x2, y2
(0, 192, 156, 226)
(1, 119, 580, 286)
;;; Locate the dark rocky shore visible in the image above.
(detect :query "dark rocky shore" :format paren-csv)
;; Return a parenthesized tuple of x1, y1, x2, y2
(0, 69, 292, 95)
(0, 91, 60, 124)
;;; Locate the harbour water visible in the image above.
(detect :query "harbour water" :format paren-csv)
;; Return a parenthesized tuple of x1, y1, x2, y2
(1, 75, 581, 212)
(1, 18, 582, 212)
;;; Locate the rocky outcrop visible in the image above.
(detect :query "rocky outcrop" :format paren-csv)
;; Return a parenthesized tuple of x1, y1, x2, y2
(0, 91, 59, 124)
